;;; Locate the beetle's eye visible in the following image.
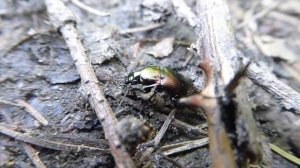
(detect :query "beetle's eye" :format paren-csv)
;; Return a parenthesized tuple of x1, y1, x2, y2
(128, 76, 134, 81)
(131, 75, 140, 84)
(126, 72, 140, 85)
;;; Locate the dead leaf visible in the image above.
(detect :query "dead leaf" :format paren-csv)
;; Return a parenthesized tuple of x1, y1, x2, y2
(146, 37, 175, 58)
(254, 35, 299, 63)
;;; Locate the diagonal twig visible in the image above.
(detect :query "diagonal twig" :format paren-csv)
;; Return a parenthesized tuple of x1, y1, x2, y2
(44, 0, 135, 167)
(22, 143, 46, 168)
(157, 151, 184, 168)
(0, 99, 49, 126)
(137, 109, 176, 166)
(17, 99, 49, 126)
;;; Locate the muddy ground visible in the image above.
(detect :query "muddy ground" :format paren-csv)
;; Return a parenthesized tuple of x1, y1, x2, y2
(0, 0, 300, 167)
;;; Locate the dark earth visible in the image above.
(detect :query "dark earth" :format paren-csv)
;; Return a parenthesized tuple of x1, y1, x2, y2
(0, 0, 300, 167)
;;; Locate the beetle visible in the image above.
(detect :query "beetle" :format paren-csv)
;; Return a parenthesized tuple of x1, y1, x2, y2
(126, 66, 199, 99)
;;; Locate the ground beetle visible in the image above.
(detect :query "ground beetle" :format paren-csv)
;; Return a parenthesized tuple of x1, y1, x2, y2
(126, 66, 198, 99)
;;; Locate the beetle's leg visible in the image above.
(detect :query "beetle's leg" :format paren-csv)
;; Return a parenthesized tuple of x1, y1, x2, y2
(142, 84, 159, 91)
(138, 86, 158, 114)
(139, 85, 158, 100)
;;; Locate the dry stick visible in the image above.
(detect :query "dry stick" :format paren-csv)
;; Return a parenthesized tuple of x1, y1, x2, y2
(45, 0, 135, 167)
(22, 143, 46, 168)
(71, 0, 109, 16)
(119, 23, 164, 35)
(170, 0, 236, 167)
(0, 124, 109, 152)
(246, 62, 300, 113)
(17, 100, 49, 126)
(160, 137, 209, 156)
(194, 0, 238, 167)
(137, 109, 176, 166)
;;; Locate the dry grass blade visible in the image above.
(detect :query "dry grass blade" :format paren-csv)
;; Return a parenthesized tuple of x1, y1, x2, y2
(269, 143, 300, 166)
(160, 137, 209, 156)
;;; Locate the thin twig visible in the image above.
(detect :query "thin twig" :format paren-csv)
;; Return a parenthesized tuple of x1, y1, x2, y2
(160, 137, 209, 156)
(17, 99, 49, 126)
(116, 84, 131, 111)
(137, 109, 176, 166)
(0, 99, 49, 126)
(71, 0, 109, 16)
(0, 124, 109, 152)
(0, 99, 23, 107)
(157, 113, 207, 135)
(45, 0, 135, 167)
(22, 143, 46, 168)
(119, 23, 164, 35)
(157, 151, 184, 168)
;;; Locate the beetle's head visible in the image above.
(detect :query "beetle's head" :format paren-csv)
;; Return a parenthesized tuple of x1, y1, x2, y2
(126, 71, 141, 85)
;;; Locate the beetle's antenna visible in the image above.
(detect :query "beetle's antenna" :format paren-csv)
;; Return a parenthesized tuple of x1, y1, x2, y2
(104, 40, 128, 72)
(159, 66, 162, 86)
(116, 83, 131, 111)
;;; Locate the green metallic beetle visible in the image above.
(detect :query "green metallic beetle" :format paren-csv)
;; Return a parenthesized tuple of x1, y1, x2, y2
(126, 66, 198, 98)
